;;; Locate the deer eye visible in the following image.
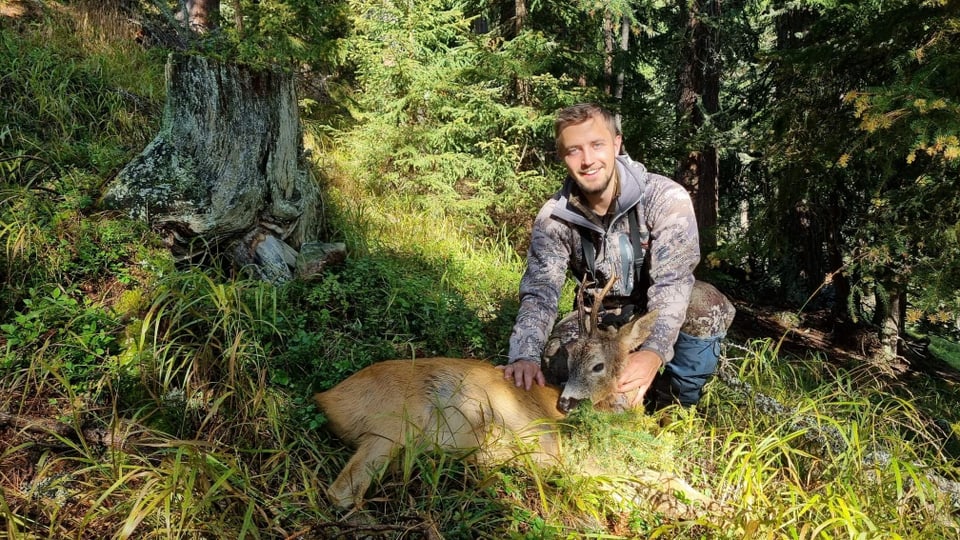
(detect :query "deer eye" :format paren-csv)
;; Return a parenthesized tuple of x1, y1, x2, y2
(592, 363, 605, 373)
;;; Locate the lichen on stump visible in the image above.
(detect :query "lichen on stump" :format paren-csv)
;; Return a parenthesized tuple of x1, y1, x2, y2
(103, 52, 324, 283)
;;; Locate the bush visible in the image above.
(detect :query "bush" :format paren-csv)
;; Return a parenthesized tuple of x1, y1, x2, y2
(273, 253, 492, 391)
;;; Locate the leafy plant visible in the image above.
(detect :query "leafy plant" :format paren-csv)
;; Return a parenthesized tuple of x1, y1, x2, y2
(274, 253, 495, 392)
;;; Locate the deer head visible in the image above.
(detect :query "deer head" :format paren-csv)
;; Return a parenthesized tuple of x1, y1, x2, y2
(556, 277, 658, 413)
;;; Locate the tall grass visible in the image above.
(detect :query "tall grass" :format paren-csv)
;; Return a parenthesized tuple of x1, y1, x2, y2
(701, 343, 960, 537)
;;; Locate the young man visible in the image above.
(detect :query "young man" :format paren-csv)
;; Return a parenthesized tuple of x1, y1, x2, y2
(502, 103, 735, 409)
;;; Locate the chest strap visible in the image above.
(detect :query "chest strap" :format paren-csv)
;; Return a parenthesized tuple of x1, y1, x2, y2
(579, 208, 649, 305)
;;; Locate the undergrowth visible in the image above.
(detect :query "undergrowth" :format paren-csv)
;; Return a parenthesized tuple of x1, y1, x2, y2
(0, 3, 958, 539)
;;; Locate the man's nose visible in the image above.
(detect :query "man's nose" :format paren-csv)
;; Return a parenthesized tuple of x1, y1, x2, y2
(580, 148, 595, 168)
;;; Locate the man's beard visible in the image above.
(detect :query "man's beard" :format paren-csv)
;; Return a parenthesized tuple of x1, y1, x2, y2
(576, 171, 613, 196)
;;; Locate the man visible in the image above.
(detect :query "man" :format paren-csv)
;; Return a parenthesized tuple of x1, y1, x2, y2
(502, 103, 735, 410)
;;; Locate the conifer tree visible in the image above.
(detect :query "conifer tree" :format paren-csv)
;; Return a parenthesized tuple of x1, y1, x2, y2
(741, 0, 960, 358)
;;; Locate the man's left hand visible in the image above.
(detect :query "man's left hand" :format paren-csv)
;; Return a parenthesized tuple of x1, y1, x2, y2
(617, 349, 663, 407)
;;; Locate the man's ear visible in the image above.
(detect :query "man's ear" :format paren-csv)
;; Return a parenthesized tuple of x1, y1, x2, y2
(619, 309, 658, 351)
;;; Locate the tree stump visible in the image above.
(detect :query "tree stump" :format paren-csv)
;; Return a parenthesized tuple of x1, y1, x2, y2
(102, 52, 335, 282)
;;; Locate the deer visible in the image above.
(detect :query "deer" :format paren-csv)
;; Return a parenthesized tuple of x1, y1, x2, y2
(314, 278, 716, 515)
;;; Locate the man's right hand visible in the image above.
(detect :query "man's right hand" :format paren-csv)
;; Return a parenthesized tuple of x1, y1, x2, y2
(498, 359, 545, 391)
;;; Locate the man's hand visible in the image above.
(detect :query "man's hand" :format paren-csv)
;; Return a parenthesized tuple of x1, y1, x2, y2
(617, 349, 663, 407)
(498, 359, 545, 391)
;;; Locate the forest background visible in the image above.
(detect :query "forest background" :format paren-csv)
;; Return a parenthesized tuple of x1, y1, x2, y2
(1, 0, 960, 538)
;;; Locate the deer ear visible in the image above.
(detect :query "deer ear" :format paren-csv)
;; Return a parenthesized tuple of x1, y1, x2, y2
(619, 309, 659, 351)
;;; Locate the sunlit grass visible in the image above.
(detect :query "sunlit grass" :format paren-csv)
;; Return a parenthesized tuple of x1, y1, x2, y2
(316, 162, 526, 305)
(930, 335, 960, 371)
(0, 271, 341, 537)
(698, 342, 960, 537)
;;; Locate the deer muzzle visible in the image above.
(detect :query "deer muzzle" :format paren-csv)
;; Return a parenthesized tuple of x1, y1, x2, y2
(557, 396, 581, 414)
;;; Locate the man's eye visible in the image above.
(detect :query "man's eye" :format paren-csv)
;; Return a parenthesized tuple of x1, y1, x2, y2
(592, 142, 605, 149)
(566, 148, 580, 156)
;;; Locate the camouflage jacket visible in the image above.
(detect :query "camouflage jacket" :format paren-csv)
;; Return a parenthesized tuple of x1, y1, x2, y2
(507, 155, 699, 365)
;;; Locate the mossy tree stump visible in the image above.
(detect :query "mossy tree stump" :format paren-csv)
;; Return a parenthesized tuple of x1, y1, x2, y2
(103, 52, 329, 282)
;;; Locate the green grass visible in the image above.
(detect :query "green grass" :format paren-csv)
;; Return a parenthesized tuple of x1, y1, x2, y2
(1, 2, 959, 539)
(930, 335, 960, 371)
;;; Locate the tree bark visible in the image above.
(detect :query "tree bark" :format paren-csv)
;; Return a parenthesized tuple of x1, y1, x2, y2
(615, 16, 630, 103)
(102, 53, 323, 283)
(603, 9, 632, 136)
(877, 285, 906, 361)
(181, 0, 220, 32)
(497, 0, 525, 39)
(675, 0, 721, 253)
(514, 0, 526, 34)
(511, 0, 530, 103)
(604, 11, 615, 96)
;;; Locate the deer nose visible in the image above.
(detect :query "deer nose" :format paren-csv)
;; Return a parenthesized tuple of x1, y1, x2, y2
(558, 396, 581, 414)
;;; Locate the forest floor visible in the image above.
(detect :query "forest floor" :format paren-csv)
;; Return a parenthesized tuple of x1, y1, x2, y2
(727, 296, 960, 389)
(2, 293, 959, 535)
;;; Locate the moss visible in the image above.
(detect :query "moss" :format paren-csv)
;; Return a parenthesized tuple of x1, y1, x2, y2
(929, 335, 960, 371)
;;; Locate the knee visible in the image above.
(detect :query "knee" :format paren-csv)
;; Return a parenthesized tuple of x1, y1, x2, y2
(680, 281, 736, 338)
(669, 374, 712, 407)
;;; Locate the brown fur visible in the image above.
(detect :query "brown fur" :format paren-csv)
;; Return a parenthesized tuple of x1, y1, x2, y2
(315, 357, 568, 507)
(314, 310, 715, 513)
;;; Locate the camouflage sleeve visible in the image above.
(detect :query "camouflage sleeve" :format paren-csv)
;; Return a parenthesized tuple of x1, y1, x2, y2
(508, 201, 572, 365)
(639, 176, 700, 363)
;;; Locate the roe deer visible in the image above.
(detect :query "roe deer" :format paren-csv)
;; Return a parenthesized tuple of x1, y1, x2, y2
(314, 279, 714, 513)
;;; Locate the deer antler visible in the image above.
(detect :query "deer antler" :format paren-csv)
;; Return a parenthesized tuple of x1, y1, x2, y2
(576, 274, 591, 336)
(587, 276, 618, 336)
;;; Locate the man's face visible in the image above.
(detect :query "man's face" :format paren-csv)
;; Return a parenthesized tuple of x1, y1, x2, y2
(558, 115, 622, 197)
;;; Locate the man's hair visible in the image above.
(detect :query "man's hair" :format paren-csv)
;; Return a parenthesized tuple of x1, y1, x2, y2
(554, 103, 620, 151)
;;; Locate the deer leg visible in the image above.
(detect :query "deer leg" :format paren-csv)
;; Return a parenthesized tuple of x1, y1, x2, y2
(327, 435, 397, 508)
(614, 468, 720, 519)
(630, 468, 712, 505)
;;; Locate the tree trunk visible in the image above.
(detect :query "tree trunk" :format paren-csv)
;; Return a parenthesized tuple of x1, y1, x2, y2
(825, 199, 852, 325)
(514, 0, 526, 33)
(181, 0, 220, 32)
(604, 10, 631, 138)
(102, 53, 325, 283)
(604, 11, 614, 96)
(877, 285, 906, 362)
(497, 0, 525, 39)
(675, 0, 721, 253)
(512, 0, 530, 103)
(769, 1, 820, 300)
(615, 16, 630, 103)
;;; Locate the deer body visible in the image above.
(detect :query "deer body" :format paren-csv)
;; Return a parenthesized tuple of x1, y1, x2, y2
(314, 305, 710, 509)
(315, 357, 571, 507)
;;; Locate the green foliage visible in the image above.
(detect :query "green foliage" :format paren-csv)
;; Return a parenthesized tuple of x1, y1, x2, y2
(0, 3, 168, 314)
(0, 16, 160, 177)
(705, 341, 960, 537)
(5, 0, 960, 537)
(928, 335, 960, 372)
(838, 2, 960, 329)
(0, 168, 171, 316)
(722, 0, 960, 341)
(1, 285, 122, 392)
(227, 0, 350, 69)
(335, 0, 586, 241)
(273, 253, 494, 391)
